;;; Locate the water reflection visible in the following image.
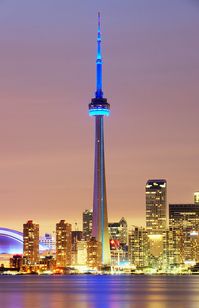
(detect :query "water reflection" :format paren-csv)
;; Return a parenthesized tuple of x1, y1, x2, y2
(0, 275, 199, 308)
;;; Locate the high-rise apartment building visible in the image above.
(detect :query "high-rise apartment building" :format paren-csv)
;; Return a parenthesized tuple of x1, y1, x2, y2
(83, 209, 93, 241)
(146, 179, 167, 234)
(23, 220, 39, 265)
(56, 220, 72, 267)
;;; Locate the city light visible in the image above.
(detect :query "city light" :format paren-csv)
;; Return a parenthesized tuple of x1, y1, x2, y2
(89, 108, 110, 116)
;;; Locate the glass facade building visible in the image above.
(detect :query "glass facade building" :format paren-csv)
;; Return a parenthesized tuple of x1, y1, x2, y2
(146, 179, 167, 234)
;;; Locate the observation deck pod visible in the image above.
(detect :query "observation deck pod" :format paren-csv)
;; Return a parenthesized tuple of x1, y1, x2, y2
(89, 97, 110, 116)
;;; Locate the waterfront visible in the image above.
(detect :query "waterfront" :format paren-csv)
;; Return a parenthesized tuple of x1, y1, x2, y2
(0, 275, 199, 308)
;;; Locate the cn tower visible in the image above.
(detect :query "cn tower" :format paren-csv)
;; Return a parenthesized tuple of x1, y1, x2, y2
(88, 13, 111, 265)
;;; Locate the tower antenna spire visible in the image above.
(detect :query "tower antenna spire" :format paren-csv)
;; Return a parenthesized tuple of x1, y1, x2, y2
(98, 11, 101, 32)
(96, 12, 103, 98)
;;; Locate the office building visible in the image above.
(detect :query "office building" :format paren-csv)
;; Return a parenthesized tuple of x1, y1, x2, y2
(169, 204, 199, 230)
(169, 204, 199, 265)
(146, 179, 167, 233)
(128, 226, 149, 269)
(82, 210, 93, 241)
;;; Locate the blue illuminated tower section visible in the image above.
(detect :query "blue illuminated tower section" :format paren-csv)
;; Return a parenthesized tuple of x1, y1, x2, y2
(88, 13, 111, 265)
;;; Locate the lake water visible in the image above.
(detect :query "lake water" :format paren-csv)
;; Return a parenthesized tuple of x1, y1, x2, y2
(0, 275, 199, 308)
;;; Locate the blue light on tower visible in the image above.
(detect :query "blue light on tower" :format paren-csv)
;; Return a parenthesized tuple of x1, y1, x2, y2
(89, 108, 110, 116)
(89, 12, 110, 117)
(88, 13, 111, 265)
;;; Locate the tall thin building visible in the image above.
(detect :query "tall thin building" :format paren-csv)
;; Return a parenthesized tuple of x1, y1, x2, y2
(56, 220, 72, 267)
(23, 220, 39, 265)
(71, 230, 83, 265)
(88, 13, 111, 265)
(128, 226, 149, 268)
(82, 209, 93, 241)
(146, 179, 167, 233)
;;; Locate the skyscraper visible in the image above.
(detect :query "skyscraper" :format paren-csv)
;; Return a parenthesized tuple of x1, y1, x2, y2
(56, 220, 72, 267)
(169, 204, 199, 264)
(146, 179, 167, 234)
(23, 220, 39, 265)
(169, 204, 199, 230)
(82, 209, 93, 241)
(88, 13, 111, 265)
(128, 226, 149, 268)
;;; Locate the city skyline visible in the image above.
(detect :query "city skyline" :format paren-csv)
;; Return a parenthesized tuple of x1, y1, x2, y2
(0, 1, 199, 233)
(2, 186, 199, 273)
(0, 183, 198, 235)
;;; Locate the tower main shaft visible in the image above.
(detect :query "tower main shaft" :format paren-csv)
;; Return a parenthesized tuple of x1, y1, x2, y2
(88, 13, 111, 265)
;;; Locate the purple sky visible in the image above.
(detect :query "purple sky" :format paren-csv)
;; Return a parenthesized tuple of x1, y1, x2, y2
(0, 0, 199, 233)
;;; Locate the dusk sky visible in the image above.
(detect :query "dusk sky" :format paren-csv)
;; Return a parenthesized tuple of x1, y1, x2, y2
(0, 0, 199, 233)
